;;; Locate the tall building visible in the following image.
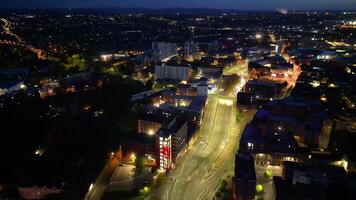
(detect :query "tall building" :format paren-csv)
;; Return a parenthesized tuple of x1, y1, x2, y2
(157, 118, 188, 171)
(184, 42, 199, 61)
(155, 65, 192, 81)
(138, 113, 172, 136)
(152, 42, 177, 62)
(233, 152, 256, 200)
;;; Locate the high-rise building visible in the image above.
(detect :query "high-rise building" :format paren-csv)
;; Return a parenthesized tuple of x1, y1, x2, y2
(233, 152, 256, 200)
(157, 118, 188, 171)
(152, 42, 177, 62)
(184, 42, 199, 61)
(155, 65, 192, 81)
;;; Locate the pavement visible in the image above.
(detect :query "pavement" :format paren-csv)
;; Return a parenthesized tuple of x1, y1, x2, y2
(255, 164, 282, 200)
(108, 164, 135, 191)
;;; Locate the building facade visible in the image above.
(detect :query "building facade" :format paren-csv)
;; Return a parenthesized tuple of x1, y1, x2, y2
(155, 65, 192, 81)
(152, 42, 177, 62)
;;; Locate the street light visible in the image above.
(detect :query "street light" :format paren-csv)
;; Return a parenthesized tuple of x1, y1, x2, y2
(131, 153, 136, 163)
(148, 129, 155, 136)
(143, 186, 150, 193)
(255, 33, 262, 39)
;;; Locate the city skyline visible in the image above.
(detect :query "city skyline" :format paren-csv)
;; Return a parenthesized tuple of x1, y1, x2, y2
(0, 3, 355, 200)
(0, 0, 355, 10)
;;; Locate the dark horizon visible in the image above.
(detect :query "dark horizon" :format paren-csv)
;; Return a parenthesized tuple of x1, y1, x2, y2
(0, 7, 355, 12)
(0, 0, 355, 11)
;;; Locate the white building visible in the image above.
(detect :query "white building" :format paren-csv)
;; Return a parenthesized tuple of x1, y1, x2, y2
(184, 42, 199, 60)
(152, 42, 177, 62)
(155, 65, 192, 81)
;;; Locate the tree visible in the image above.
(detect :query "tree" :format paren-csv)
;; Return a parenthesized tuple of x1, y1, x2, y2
(264, 170, 273, 179)
(63, 54, 87, 71)
(145, 78, 154, 91)
(218, 179, 228, 193)
(256, 184, 264, 194)
(155, 172, 167, 187)
(138, 186, 150, 198)
(236, 109, 243, 122)
(134, 155, 146, 173)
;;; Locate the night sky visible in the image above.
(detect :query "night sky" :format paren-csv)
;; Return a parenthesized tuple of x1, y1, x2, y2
(0, 0, 355, 10)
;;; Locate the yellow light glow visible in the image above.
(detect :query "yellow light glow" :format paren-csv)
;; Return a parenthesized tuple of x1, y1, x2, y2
(310, 81, 320, 88)
(180, 80, 187, 84)
(328, 83, 337, 88)
(131, 153, 136, 162)
(20, 84, 27, 89)
(143, 186, 150, 193)
(148, 129, 155, 136)
(88, 183, 94, 192)
(218, 98, 233, 106)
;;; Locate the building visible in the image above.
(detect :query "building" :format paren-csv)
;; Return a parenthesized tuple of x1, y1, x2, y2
(0, 80, 25, 96)
(155, 65, 192, 81)
(236, 92, 256, 111)
(138, 108, 174, 136)
(239, 123, 309, 166)
(137, 106, 189, 171)
(152, 42, 177, 62)
(184, 42, 199, 61)
(233, 152, 256, 200)
(18, 186, 62, 200)
(248, 62, 270, 79)
(134, 49, 155, 70)
(61, 72, 93, 93)
(197, 42, 218, 54)
(197, 84, 208, 96)
(270, 64, 293, 79)
(238, 95, 333, 167)
(197, 66, 223, 80)
(157, 118, 188, 171)
(242, 47, 269, 62)
(176, 84, 197, 96)
(175, 96, 207, 126)
(243, 80, 287, 101)
(38, 79, 60, 99)
(274, 162, 352, 200)
(253, 96, 333, 149)
(121, 133, 156, 161)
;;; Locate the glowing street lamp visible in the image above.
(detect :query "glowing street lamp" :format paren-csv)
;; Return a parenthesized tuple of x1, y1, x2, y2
(255, 33, 262, 39)
(148, 129, 155, 136)
(143, 186, 150, 193)
(130, 153, 136, 163)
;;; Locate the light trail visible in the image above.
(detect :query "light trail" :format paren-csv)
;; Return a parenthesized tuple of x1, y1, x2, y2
(1, 18, 49, 60)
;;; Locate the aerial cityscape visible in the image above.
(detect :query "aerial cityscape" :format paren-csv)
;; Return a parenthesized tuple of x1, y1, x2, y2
(0, 1, 355, 200)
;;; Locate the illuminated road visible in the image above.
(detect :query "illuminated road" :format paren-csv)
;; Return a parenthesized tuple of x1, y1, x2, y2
(223, 59, 248, 77)
(156, 71, 254, 200)
(84, 157, 119, 200)
(1, 18, 22, 42)
(1, 18, 49, 60)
